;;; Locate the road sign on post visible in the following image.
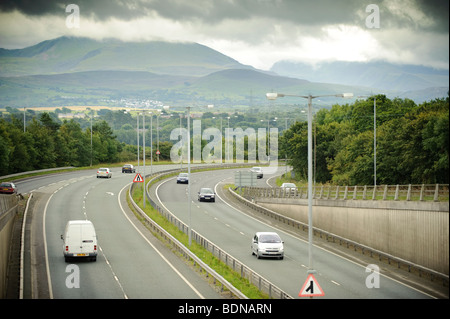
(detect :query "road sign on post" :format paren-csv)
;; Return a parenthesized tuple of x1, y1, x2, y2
(133, 173, 144, 183)
(299, 274, 324, 297)
(234, 171, 257, 187)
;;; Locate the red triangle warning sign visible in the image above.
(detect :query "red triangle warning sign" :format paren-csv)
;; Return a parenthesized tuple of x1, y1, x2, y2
(299, 274, 324, 297)
(133, 173, 144, 183)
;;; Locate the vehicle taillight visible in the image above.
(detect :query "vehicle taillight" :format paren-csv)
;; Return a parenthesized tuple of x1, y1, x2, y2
(65, 246, 68, 252)
(94, 245, 97, 251)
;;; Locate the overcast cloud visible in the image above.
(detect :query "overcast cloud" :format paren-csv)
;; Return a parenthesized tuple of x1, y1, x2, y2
(0, 0, 448, 70)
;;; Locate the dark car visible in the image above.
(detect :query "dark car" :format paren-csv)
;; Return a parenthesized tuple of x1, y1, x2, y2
(122, 164, 136, 173)
(198, 188, 215, 202)
(0, 182, 17, 194)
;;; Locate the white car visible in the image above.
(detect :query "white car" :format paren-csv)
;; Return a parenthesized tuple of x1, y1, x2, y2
(281, 183, 297, 192)
(97, 167, 112, 178)
(177, 173, 189, 184)
(250, 167, 263, 179)
(251, 232, 284, 259)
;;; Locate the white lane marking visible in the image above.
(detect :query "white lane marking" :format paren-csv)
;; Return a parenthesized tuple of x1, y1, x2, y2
(43, 190, 56, 299)
(118, 183, 205, 299)
(98, 246, 128, 299)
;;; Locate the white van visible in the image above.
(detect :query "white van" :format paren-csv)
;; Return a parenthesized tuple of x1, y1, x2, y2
(61, 220, 98, 262)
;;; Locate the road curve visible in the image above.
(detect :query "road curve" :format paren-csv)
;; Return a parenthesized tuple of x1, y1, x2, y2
(20, 165, 225, 299)
(152, 167, 438, 299)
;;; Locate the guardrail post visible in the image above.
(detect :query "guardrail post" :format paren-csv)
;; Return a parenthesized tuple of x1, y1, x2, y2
(419, 184, 425, 201)
(434, 184, 439, 202)
(394, 185, 399, 200)
(406, 184, 412, 201)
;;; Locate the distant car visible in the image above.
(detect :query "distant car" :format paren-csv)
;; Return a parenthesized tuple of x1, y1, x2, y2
(251, 232, 284, 260)
(281, 183, 297, 193)
(177, 173, 189, 184)
(122, 164, 135, 173)
(198, 188, 215, 202)
(0, 182, 17, 194)
(250, 167, 263, 179)
(97, 168, 112, 178)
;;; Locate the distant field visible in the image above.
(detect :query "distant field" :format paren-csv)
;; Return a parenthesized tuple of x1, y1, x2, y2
(0, 106, 130, 112)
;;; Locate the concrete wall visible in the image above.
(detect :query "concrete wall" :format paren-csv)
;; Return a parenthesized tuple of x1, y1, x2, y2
(0, 195, 19, 298)
(256, 198, 449, 275)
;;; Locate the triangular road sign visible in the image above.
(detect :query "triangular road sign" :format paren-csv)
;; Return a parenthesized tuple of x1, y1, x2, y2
(299, 274, 325, 297)
(133, 173, 144, 183)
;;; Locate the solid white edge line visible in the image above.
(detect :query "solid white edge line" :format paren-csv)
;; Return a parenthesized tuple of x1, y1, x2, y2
(213, 176, 437, 299)
(19, 192, 33, 299)
(43, 191, 56, 299)
(117, 182, 205, 299)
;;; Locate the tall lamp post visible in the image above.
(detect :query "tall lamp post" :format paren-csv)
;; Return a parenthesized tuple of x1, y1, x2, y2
(266, 92, 353, 274)
(184, 104, 214, 246)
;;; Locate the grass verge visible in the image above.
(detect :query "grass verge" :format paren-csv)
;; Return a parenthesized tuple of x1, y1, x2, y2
(129, 181, 269, 299)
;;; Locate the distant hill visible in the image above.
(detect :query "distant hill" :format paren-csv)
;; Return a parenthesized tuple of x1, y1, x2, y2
(0, 36, 253, 77)
(0, 36, 448, 108)
(271, 60, 449, 93)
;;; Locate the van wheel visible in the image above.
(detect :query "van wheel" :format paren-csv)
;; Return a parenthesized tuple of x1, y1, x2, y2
(91, 257, 97, 262)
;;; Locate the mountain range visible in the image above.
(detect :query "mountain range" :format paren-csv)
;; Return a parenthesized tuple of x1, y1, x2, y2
(0, 36, 448, 109)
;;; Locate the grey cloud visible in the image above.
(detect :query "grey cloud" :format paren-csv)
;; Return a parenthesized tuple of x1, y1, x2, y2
(2, 0, 447, 33)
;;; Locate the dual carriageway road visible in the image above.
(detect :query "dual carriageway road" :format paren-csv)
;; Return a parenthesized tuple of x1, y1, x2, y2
(16, 164, 446, 299)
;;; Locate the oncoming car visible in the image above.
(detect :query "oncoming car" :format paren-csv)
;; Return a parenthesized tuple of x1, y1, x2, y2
(97, 168, 112, 178)
(250, 167, 263, 179)
(198, 188, 215, 202)
(251, 232, 284, 259)
(176, 173, 189, 184)
(281, 183, 297, 193)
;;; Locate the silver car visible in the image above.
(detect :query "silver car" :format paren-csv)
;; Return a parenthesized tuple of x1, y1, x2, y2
(251, 232, 284, 259)
(177, 173, 189, 184)
(96, 168, 112, 178)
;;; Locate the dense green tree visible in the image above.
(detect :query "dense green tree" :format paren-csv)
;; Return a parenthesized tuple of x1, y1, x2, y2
(284, 96, 449, 185)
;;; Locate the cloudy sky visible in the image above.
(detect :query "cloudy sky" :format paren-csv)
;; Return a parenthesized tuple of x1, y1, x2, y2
(0, 0, 448, 70)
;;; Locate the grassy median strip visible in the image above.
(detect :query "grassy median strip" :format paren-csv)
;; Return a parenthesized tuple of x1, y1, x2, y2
(129, 185, 269, 299)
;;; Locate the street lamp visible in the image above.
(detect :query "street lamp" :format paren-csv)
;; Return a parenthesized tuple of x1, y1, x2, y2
(142, 106, 170, 208)
(266, 92, 353, 274)
(357, 95, 378, 186)
(185, 104, 214, 246)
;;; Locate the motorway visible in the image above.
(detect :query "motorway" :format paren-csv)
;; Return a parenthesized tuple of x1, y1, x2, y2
(15, 164, 445, 299)
(151, 167, 442, 299)
(17, 165, 225, 299)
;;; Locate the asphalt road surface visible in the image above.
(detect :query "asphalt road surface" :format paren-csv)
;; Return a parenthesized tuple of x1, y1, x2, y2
(18, 165, 226, 299)
(152, 167, 441, 299)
